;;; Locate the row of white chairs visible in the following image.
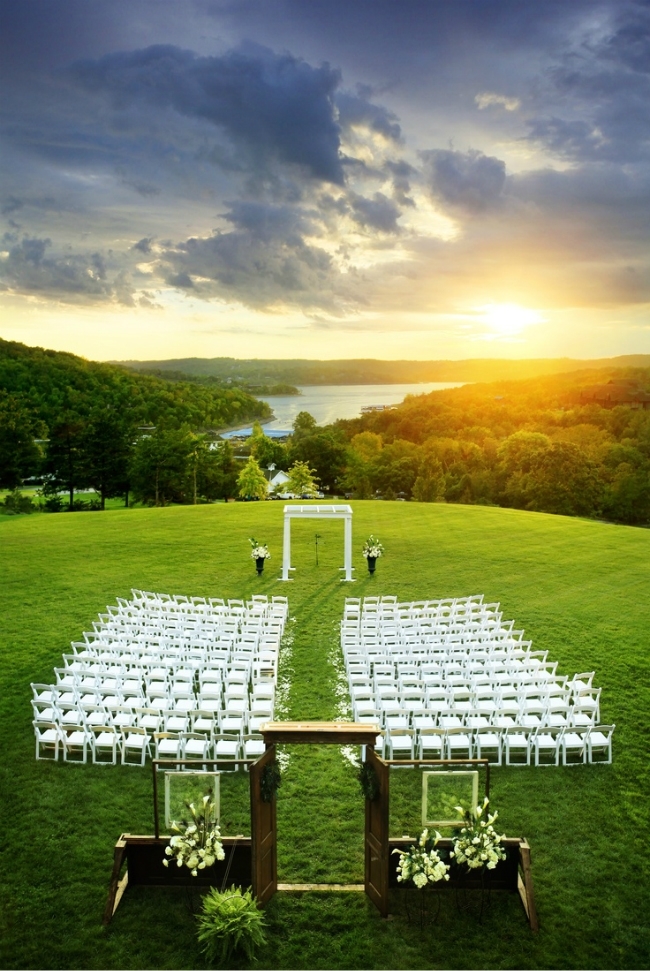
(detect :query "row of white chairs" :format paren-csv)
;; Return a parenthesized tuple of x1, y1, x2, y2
(33, 722, 266, 766)
(379, 723, 615, 766)
(33, 699, 273, 737)
(353, 702, 601, 731)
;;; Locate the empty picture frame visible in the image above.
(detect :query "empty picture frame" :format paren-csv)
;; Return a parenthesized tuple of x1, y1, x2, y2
(164, 771, 220, 831)
(422, 770, 479, 827)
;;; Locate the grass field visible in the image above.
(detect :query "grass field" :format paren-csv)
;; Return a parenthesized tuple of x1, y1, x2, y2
(1, 500, 649, 969)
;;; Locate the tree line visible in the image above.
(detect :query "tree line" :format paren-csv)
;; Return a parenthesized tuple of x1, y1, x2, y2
(0, 338, 271, 509)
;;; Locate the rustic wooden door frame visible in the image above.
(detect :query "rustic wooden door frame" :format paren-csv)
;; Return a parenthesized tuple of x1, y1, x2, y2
(364, 745, 390, 916)
(250, 744, 278, 906)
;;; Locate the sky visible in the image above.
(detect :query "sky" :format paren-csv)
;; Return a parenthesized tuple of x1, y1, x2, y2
(0, 0, 649, 363)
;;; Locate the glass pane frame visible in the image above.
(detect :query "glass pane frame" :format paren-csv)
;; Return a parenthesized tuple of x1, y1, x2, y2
(164, 771, 220, 832)
(421, 770, 479, 828)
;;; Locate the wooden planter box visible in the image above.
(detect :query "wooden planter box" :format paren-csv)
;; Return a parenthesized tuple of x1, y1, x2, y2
(388, 837, 537, 930)
(103, 834, 252, 924)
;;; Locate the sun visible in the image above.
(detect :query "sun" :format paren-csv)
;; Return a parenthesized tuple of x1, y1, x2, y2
(478, 303, 544, 338)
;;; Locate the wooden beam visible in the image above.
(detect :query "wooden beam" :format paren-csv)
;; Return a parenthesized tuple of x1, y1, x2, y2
(261, 721, 379, 745)
(277, 884, 364, 892)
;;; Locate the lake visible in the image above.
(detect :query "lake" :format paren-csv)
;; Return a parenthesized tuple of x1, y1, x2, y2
(257, 383, 464, 429)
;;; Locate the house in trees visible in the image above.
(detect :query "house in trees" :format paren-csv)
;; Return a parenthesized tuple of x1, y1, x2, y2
(579, 380, 650, 410)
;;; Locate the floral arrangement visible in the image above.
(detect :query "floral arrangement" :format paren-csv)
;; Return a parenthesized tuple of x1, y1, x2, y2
(362, 535, 384, 559)
(450, 797, 507, 871)
(393, 829, 450, 888)
(163, 794, 225, 876)
(249, 537, 271, 559)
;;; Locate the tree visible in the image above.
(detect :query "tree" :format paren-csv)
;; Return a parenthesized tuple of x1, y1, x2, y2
(129, 427, 194, 505)
(0, 392, 46, 489)
(197, 441, 238, 501)
(237, 455, 268, 499)
(288, 431, 347, 492)
(81, 408, 133, 509)
(526, 442, 605, 517)
(412, 453, 445, 502)
(285, 460, 319, 497)
(43, 416, 88, 510)
(292, 411, 317, 439)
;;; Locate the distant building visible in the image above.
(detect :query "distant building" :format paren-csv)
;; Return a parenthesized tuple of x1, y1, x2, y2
(268, 470, 290, 494)
(579, 380, 650, 410)
(360, 404, 396, 414)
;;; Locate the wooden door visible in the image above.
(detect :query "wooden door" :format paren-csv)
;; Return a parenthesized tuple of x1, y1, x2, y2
(364, 747, 389, 916)
(250, 745, 277, 906)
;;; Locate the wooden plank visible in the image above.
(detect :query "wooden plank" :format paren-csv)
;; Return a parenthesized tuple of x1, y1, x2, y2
(277, 884, 364, 892)
(102, 837, 127, 925)
(518, 841, 539, 932)
(261, 721, 379, 745)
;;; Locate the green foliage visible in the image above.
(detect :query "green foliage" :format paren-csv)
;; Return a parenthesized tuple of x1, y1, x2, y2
(285, 460, 319, 497)
(292, 411, 317, 438)
(338, 368, 650, 523)
(0, 391, 46, 489)
(237, 455, 268, 499)
(2, 488, 37, 514)
(196, 886, 267, 964)
(260, 761, 282, 802)
(0, 338, 271, 432)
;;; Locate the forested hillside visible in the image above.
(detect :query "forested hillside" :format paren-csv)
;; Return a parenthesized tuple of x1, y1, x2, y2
(0, 339, 270, 507)
(0, 339, 270, 430)
(116, 354, 650, 386)
(321, 366, 650, 524)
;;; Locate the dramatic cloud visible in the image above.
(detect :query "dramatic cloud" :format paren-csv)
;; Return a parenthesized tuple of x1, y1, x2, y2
(0, 236, 131, 303)
(421, 149, 506, 213)
(68, 44, 346, 184)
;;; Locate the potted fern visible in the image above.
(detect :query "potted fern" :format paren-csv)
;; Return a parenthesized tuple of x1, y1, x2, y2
(196, 885, 267, 964)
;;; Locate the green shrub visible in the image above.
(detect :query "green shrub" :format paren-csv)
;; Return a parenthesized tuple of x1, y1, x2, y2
(2, 488, 36, 514)
(196, 885, 267, 965)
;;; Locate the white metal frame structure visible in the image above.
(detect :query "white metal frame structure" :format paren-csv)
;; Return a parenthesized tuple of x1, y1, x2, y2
(281, 504, 355, 582)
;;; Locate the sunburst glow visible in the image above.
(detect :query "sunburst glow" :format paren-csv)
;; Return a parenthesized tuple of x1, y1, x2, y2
(478, 303, 545, 338)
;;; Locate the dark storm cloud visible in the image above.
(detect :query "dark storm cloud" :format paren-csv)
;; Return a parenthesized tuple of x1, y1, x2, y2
(68, 44, 345, 184)
(421, 149, 506, 213)
(335, 90, 401, 141)
(159, 199, 356, 312)
(0, 236, 131, 303)
(349, 192, 401, 233)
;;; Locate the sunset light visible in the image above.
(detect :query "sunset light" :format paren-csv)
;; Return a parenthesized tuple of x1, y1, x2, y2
(478, 304, 545, 340)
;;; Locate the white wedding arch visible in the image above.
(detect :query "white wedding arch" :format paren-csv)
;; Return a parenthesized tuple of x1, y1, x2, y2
(280, 504, 355, 581)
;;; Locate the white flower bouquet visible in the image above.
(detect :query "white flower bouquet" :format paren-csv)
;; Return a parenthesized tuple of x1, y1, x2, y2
(163, 794, 225, 876)
(362, 535, 384, 558)
(393, 828, 450, 889)
(450, 797, 507, 871)
(249, 537, 271, 559)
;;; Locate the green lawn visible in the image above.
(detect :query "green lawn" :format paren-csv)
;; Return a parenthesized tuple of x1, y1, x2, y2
(1, 501, 649, 969)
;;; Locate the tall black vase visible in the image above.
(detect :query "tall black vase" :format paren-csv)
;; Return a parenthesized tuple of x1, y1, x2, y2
(367, 556, 376, 574)
(256, 557, 265, 575)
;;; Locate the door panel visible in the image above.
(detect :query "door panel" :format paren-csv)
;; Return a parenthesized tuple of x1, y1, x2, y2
(250, 745, 277, 906)
(364, 747, 389, 916)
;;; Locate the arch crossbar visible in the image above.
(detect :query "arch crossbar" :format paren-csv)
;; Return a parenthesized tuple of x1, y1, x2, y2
(281, 504, 354, 581)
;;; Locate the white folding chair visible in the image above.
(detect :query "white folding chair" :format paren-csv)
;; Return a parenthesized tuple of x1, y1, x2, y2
(121, 726, 152, 766)
(587, 725, 615, 764)
(91, 725, 119, 764)
(561, 728, 589, 765)
(533, 728, 562, 766)
(62, 726, 92, 764)
(34, 721, 61, 761)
